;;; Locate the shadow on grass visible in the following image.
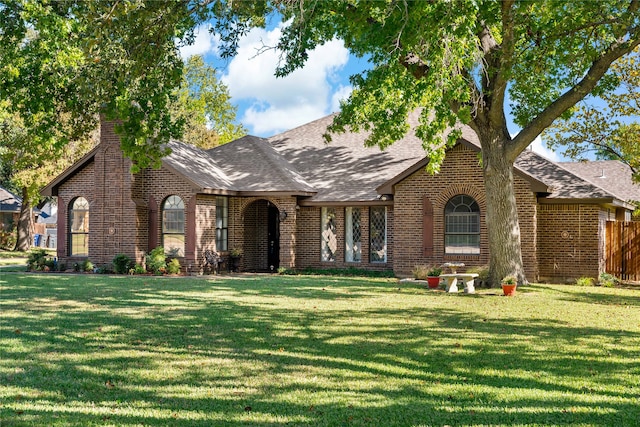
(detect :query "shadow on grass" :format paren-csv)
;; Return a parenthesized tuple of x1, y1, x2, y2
(1, 274, 639, 426)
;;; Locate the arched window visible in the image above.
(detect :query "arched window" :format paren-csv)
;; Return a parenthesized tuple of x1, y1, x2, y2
(69, 197, 89, 256)
(162, 195, 185, 256)
(445, 195, 480, 254)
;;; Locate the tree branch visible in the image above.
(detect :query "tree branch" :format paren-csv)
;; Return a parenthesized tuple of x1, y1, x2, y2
(508, 35, 640, 161)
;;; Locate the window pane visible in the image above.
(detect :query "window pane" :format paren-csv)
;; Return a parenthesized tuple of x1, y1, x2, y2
(71, 210, 89, 232)
(69, 197, 89, 256)
(163, 234, 185, 257)
(216, 196, 229, 251)
(321, 207, 337, 262)
(445, 195, 480, 254)
(163, 210, 185, 233)
(70, 233, 88, 256)
(370, 207, 386, 263)
(345, 207, 361, 262)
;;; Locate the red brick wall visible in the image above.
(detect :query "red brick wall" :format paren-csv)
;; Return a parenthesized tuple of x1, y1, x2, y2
(393, 144, 538, 280)
(537, 204, 602, 282)
(293, 205, 393, 271)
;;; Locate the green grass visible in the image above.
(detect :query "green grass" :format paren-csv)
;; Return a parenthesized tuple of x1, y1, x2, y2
(1, 274, 639, 426)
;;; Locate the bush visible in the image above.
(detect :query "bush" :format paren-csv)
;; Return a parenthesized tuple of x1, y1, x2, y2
(412, 265, 441, 280)
(129, 263, 146, 275)
(146, 246, 167, 275)
(575, 277, 595, 286)
(598, 272, 619, 288)
(412, 265, 430, 280)
(27, 249, 51, 271)
(112, 253, 133, 274)
(82, 259, 94, 272)
(167, 258, 181, 274)
(0, 227, 17, 249)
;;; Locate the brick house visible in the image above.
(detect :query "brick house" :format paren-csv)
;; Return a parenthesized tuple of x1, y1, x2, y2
(42, 116, 639, 281)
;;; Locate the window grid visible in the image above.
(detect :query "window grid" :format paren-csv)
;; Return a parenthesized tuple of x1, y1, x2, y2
(445, 195, 480, 254)
(369, 207, 387, 263)
(216, 196, 228, 251)
(69, 197, 89, 256)
(321, 207, 337, 262)
(345, 207, 361, 262)
(162, 195, 185, 257)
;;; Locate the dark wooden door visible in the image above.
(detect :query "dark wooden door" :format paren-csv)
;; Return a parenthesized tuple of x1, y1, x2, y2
(267, 206, 280, 271)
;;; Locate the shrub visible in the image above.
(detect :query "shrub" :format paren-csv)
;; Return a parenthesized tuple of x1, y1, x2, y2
(95, 265, 112, 274)
(112, 253, 133, 274)
(0, 227, 17, 249)
(412, 265, 442, 280)
(146, 246, 167, 275)
(129, 263, 146, 275)
(27, 249, 50, 271)
(412, 265, 430, 280)
(167, 258, 181, 274)
(82, 259, 94, 272)
(575, 277, 595, 286)
(598, 272, 619, 288)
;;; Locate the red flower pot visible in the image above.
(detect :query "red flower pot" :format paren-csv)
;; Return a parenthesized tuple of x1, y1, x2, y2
(427, 276, 440, 289)
(502, 284, 517, 296)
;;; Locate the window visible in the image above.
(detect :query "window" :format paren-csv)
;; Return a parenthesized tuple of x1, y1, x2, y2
(69, 197, 89, 256)
(216, 196, 228, 251)
(162, 195, 185, 256)
(445, 195, 480, 254)
(369, 206, 387, 263)
(345, 207, 361, 262)
(321, 207, 336, 262)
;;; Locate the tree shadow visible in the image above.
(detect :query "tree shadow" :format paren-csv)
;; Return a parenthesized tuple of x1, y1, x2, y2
(2, 275, 639, 426)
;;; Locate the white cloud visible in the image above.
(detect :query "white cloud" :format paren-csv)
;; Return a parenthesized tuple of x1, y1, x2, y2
(179, 24, 217, 59)
(221, 24, 350, 135)
(330, 85, 353, 113)
(528, 136, 560, 161)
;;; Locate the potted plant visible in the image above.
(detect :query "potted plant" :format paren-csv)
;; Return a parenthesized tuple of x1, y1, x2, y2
(501, 275, 517, 296)
(426, 266, 442, 289)
(229, 247, 243, 272)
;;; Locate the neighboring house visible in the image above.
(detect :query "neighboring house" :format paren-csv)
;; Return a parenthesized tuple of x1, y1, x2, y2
(35, 202, 58, 248)
(0, 186, 21, 231)
(41, 116, 640, 281)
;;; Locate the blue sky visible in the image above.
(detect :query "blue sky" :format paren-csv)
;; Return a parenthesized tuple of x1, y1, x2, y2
(180, 23, 561, 161)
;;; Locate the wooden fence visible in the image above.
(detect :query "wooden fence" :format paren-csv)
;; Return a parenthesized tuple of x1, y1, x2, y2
(605, 221, 640, 281)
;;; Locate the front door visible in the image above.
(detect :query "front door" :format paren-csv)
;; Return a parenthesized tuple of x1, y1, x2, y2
(267, 205, 280, 271)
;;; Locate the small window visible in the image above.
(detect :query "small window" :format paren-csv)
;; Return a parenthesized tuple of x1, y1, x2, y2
(162, 195, 185, 256)
(321, 207, 337, 262)
(345, 207, 361, 262)
(216, 196, 228, 251)
(445, 195, 480, 254)
(69, 197, 89, 256)
(369, 206, 387, 263)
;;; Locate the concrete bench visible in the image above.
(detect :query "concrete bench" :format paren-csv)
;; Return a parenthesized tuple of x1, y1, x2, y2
(440, 273, 479, 294)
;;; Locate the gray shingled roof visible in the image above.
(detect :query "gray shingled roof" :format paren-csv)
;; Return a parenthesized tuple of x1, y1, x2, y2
(0, 186, 21, 212)
(267, 113, 433, 202)
(514, 150, 616, 200)
(207, 136, 316, 195)
(558, 160, 640, 202)
(163, 140, 234, 192)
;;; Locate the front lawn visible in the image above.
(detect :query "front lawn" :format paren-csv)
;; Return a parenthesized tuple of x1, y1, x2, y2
(1, 274, 639, 426)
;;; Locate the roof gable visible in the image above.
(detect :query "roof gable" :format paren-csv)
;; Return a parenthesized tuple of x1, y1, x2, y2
(207, 136, 316, 195)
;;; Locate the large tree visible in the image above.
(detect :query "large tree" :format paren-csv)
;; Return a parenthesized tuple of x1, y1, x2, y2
(172, 55, 246, 149)
(208, 0, 640, 285)
(0, 0, 200, 171)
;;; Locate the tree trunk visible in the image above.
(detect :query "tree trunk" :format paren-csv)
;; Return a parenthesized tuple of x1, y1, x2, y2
(14, 186, 32, 252)
(480, 133, 527, 287)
